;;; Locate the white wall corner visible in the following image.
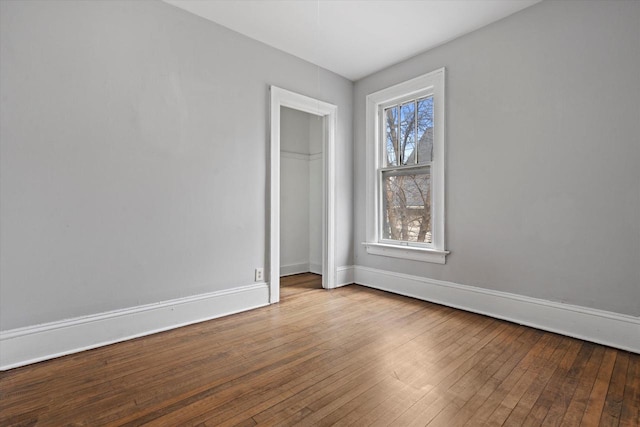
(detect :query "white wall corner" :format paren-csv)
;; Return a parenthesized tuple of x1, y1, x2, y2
(336, 265, 355, 288)
(0, 283, 270, 371)
(353, 266, 640, 354)
(309, 263, 322, 275)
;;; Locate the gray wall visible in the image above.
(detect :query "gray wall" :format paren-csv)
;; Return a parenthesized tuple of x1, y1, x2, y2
(353, 0, 640, 316)
(0, 0, 353, 330)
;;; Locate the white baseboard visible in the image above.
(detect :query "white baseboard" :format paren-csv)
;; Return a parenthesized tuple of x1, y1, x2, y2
(354, 266, 639, 353)
(0, 283, 270, 371)
(336, 265, 355, 287)
(280, 263, 311, 277)
(9, 266, 631, 370)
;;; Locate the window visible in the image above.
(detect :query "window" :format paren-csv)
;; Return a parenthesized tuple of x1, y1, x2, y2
(364, 68, 448, 264)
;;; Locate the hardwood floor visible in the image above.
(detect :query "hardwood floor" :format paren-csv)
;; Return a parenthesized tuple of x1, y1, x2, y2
(1, 273, 638, 426)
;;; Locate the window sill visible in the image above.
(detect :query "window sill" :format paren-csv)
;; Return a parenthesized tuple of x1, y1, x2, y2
(362, 242, 449, 264)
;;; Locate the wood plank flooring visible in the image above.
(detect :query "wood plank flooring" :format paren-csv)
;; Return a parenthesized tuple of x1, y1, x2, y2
(1, 273, 638, 426)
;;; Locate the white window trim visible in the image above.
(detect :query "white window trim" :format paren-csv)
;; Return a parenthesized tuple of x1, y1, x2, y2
(363, 68, 449, 264)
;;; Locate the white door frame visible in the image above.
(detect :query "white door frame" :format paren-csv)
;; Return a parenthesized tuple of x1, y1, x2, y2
(269, 86, 337, 303)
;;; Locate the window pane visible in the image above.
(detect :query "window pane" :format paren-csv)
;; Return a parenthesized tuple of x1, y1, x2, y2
(417, 96, 434, 164)
(384, 107, 398, 166)
(382, 167, 432, 243)
(399, 102, 416, 165)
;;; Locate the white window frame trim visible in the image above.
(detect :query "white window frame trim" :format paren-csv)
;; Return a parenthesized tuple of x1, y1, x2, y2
(363, 68, 449, 264)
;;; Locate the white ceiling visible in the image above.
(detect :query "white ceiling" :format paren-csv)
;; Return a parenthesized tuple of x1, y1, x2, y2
(163, 0, 542, 81)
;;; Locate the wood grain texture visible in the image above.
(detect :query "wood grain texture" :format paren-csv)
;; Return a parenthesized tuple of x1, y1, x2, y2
(1, 273, 638, 426)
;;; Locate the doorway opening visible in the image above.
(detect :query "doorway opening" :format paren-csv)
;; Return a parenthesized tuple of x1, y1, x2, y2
(269, 86, 337, 303)
(279, 107, 323, 296)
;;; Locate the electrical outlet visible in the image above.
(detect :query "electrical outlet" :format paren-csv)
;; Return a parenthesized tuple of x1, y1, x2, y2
(255, 268, 264, 282)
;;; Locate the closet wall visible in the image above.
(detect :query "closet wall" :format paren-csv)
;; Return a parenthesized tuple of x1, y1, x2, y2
(280, 107, 323, 276)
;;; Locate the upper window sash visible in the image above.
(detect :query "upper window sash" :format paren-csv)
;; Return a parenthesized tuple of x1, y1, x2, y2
(380, 95, 434, 169)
